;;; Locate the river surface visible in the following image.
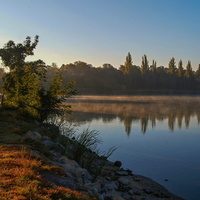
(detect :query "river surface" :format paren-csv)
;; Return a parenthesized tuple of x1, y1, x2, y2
(66, 95, 200, 200)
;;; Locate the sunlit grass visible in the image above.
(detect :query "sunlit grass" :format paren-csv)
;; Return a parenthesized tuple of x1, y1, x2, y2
(0, 145, 96, 200)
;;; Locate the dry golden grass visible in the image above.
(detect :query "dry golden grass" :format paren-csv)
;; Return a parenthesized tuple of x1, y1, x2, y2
(0, 145, 96, 200)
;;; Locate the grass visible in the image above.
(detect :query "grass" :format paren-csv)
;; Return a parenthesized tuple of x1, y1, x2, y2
(0, 145, 95, 200)
(0, 109, 97, 200)
(0, 109, 37, 143)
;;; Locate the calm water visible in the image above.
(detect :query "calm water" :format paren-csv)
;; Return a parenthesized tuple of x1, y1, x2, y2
(66, 96, 200, 200)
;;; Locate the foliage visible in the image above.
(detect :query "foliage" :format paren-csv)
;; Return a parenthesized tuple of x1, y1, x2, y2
(119, 52, 133, 74)
(150, 60, 157, 72)
(0, 36, 77, 121)
(140, 54, 149, 74)
(177, 60, 184, 77)
(168, 57, 176, 75)
(0, 36, 39, 71)
(59, 53, 200, 94)
(196, 65, 200, 80)
(185, 60, 193, 78)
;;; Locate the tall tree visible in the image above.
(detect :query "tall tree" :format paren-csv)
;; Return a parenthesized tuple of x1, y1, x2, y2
(195, 64, 200, 80)
(177, 59, 184, 77)
(150, 59, 157, 72)
(184, 60, 193, 78)
(0, 68, 5, 84)
(168, 57, 176, 75)
(140, 54, 149, 74)
(0, 36, 76, 121)
(120, 52, 133, 74)
(0, 36, 39, 71)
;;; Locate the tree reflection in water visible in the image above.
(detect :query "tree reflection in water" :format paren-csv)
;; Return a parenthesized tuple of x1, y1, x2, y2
(65, 96, 200, 135)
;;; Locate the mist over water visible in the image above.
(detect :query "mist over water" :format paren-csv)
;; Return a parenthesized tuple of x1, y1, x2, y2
(66, 96, 200, 200)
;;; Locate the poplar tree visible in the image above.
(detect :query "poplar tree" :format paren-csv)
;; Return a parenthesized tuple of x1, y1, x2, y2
(177, 60, 184, 77)
(195, 64, 200, 80)
(168, 57, 176, 75)
(140, 54, 149, 74)
(184, 60, 193, 78)
(150, 59, 157, 72)
(120, 52, 133, 74)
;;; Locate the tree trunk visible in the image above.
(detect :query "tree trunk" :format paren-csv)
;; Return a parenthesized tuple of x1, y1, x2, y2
(1, 93, 4, 108)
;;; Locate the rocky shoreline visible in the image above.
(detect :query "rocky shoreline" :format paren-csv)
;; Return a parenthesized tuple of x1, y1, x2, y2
(24, 128, 184, 200)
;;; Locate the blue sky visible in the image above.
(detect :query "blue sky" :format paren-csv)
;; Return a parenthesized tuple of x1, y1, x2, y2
(0, 0, 200, 70)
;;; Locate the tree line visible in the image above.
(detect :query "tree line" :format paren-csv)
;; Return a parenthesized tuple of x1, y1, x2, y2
(54, 53, 200, 94)
(1, 42, 200, 97)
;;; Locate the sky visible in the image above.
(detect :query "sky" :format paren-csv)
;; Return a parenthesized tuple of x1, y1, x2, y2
(0, 0, 200, 70)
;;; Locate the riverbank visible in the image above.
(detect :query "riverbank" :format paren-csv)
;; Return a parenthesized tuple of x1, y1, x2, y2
(0, 110, 184, 200)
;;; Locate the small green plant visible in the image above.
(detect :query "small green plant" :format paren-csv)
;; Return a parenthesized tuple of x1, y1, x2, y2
(61, 126, 117, 174)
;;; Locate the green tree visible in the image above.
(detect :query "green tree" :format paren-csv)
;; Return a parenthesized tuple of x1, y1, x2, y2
(140, 54, 149, 74)
(119, 52, 133, 74)
(150, 59, 157, 72)
(184, 60, 193, 78)
(168, 57, 176, 75)
(177, 59, 184, 77)
(102, 63, 114, 69)
(0, 36, 39, 71)
(195, 64, 200, 80)
(0, 36, 76, 121)
(0, 68, 5, 85)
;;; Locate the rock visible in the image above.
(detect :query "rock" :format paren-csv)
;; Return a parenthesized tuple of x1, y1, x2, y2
(42, 172, 76, 190)
(76, 168, 92, 183)
(106, 176, 112, 181)
(112, 197, 125, 200)
(143, 188, 154, 194)
(57, 178, 77, 189)
(22, 125, 184, 200)
(118, 177, 130, 185)
(42, 140, 56, 148)
(65, 171, 75, 180)
(84, 182, 101, 193)
(42, 135, 50, 140)
(125, 169, 133, 175)
(76, 176, 83, 185)
(98, 194, 105, 200)
(26, 131, 42, 141)
(114, 161, 122, 167)
(102, 181, 118, 192)
(59, 156, 80, 169)
(129, 189, 141, 195)
(141, 198, 156, 200)
(54, 143, 65, 154)
(104, 195, 125, 200)
(68, 159, 80, 169)
(116, 171, 128, 176)
(133, 177, 141, 182)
